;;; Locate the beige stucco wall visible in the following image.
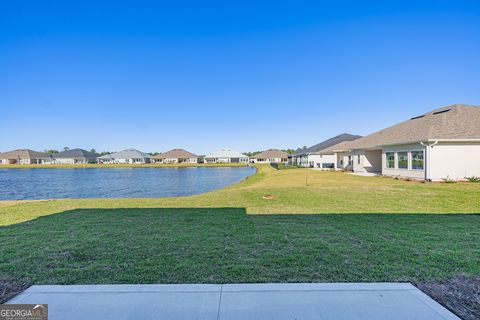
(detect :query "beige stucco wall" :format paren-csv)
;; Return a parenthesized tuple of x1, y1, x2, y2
(352, 153, 363, 172)
(429, 142, 480, 180)
(333, 152, 352, 170)
(351, 150, 381, 173)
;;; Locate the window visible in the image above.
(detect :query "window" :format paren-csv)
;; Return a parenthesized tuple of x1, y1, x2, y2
(386, 152, 395, 169)
(411, 151, 424, 170)
(397, 152, 408, 169)
(357, 155, 360, 165)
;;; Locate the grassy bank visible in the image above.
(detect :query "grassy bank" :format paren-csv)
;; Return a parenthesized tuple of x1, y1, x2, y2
(0, 163, 247, 169)
(1, 165, 480, 226)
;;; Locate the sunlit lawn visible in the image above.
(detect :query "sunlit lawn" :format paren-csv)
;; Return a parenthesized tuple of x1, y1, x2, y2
(1, 165, 480, 226)
(0, 165, 479, 316)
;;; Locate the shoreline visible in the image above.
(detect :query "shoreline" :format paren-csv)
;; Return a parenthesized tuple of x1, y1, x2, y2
(0, 163, 249, 169)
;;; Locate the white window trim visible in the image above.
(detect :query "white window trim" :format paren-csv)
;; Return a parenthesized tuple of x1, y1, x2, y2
(396, 150, 409, 170)
(410, 149, 425, 171)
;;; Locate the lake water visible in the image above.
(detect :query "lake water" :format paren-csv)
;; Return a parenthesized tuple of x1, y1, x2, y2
(0, 167, 256, 200)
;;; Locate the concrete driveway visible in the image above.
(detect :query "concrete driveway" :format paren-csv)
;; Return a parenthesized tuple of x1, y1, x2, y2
(7, 283, 459, 320)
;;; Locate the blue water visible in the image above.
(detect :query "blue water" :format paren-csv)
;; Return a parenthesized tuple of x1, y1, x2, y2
(0, 167, 256, 200)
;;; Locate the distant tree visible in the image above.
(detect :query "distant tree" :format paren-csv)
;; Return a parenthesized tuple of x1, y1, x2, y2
(295, 146, 308, 153)
(282, 149, 296, 154)
(244, 151, 262, 157)
(63, 147, 70, 152)
(45, 149, 59, 154)
(149, 152, 160, 156)
(99, 151, 112, 156)
(89, 149, 97, 154)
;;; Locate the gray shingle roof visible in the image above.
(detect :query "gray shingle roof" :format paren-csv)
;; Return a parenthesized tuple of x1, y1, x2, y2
(153, 149, 197, 159)
(295, 133, 362, 155)
(98, 149, 151, 159)
(53, 148, 98, 159)
(254, 149, 289, 159)
(318, 140, 359, 154)
(349, 104, 480, 150)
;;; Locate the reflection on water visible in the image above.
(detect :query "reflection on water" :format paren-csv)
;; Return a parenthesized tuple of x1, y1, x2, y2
(0, 167, 256, 200)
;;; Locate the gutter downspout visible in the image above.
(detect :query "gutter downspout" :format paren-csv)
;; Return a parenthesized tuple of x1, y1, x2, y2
(420, 141, 438, 181)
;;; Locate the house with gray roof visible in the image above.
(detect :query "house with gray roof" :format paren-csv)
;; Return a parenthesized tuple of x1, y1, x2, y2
(318, 140, 359, 171)
(249, 149, 289, 164)
(152, 149, 199, 164)
(97, 149, 151, 164)
(52, 148, 98, 164)
(204, 149, 248, 164)
(342, 104, 480, 180)
(0, 149, 52, 165)
(289, 133, 362, 168)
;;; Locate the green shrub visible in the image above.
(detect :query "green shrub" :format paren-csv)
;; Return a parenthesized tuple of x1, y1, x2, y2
(442, 176, 456, 183)
(467, 176, 480, 183)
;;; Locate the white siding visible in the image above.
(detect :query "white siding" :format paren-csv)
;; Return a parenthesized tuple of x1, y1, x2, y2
(429, 142, 480, 180)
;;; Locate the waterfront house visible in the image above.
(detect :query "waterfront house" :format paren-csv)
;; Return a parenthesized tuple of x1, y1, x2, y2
(249, 149, 289, 163)
(52, 148, 98, 164)
(344, 104, 480, 181)
(289, 133, 362, 168)
(152, 149, 200, 164)
(0, 149, 52, 164)
(204, 149, 249, 164)
(318, 140, 358, 171)
(97, 149, 151, 164)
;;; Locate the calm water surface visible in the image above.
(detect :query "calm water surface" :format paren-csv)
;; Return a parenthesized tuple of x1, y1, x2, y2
(0, 167, 256, 200)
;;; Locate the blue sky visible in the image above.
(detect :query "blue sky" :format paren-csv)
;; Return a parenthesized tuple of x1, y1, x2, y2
(1, 1, 479, 154)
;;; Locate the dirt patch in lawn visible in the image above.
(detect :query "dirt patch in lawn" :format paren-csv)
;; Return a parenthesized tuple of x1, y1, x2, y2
(417, 275, 480, 320)
(0, 277, 29, 304)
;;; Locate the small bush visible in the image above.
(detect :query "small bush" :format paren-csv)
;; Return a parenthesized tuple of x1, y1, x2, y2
(442, 176, 456, 184)
(467, 176, 480, 183)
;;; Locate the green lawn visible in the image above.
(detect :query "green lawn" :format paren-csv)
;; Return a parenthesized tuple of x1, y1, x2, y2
(1, 165, 480, 226)
(0, 165, 479, 317)
(1, 209, 479, 283)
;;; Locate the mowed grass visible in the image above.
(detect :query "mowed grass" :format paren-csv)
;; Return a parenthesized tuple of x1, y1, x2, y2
(1, 165, 480, 226)
(1, 165, 479, 317)
(1, 209, 479, 286)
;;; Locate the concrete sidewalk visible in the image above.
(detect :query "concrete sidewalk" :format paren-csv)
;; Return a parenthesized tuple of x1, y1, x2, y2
(7, 283, 459, 320)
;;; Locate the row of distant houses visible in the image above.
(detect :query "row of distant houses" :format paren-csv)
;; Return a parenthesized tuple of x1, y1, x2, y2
(1, 104, 479, 181)
(289, 104, 480, 181)
(0, 148, 289, 166)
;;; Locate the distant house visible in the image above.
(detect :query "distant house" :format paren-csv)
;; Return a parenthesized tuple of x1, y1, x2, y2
(152, 149, 199, 164)
(289, 133, 362, 168)
(204, 149, 249, 164)
(337, 104, 480, 181)
(0, 149, 52, 164)
(97, 149, 151, 164)
(318, 140, 359, 171)
(52, 148, 98, 164)
(249, 149, 289, 163)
